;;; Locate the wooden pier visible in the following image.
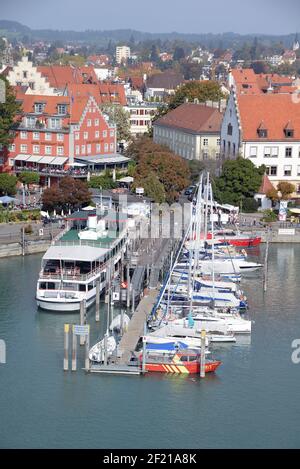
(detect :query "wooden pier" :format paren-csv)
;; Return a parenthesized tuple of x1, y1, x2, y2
(118, 288, 159, 364)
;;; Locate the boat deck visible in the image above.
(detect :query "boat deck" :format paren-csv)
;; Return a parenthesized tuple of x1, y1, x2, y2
(58, 228, 117, 248)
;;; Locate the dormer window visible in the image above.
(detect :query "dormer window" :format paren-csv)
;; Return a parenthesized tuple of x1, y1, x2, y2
(227, 123, 233, 136)
(57, 104, 67, 115)
(257, 122, 268, 138)
(34, 103, 45, 114)
(284, 122, 294, 138)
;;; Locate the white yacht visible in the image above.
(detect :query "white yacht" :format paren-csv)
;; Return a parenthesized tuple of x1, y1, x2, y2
(36, 210, 128, 312)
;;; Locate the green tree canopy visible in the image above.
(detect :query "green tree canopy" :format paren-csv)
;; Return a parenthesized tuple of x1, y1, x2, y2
(213, 157, 265, 206)
(132, 172, 166, 203)
(0, 173, 17, 195)
(0, 77, 21, 148)
(101, 104, 131, 142)
(19, 172, 40, 185)
(88, 171, 117, 190)
(169, 80, 224, 110)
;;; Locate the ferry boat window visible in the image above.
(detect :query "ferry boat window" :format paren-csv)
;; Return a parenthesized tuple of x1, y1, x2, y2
(47, 283, 55, 290)
(40, 282, 47, 290)
(88, 284, 93, 291)
(79, 284, 86, 292)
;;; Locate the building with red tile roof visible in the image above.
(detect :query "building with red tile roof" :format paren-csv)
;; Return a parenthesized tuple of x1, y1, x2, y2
(153, 103, 222, 160)
(229, 68, 295, 96)
(221, 90, 300, 195)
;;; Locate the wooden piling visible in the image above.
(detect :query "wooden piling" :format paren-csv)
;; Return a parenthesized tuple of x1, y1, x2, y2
(200, 329, 206, 379)
(131, 288, 135, 314)
(263, 232, 270, 293)
(85, 326, 90, 372)
(63, 324, 70, 371)
(71, 326, 77, 371)
(126, 262, 130, 308)
(95, 280, 100, 322)
(142, 322, 147, 374)
(80, 300, 86, 346)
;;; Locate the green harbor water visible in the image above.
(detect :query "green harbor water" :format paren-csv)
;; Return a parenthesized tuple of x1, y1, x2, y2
(0, 245, 300, 449)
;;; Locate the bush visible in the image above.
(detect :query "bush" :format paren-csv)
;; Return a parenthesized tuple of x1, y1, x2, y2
(262, 209, 277, 222)
(242, 198, 260, 213)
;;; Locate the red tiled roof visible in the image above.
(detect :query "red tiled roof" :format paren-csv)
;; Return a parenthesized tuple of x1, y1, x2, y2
(154, 103, 222, 134)
(37, 65, 98, 89)
(67, 82, 127, 106)
(258, 174, 274, 194)
(238, 93, 300, 141)
(232, 68, 295, 95)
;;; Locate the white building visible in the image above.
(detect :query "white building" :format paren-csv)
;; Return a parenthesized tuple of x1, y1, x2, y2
(125, 103, 160, 137)
(116, 46, 131, 64)
(221, 91, 300, 195)
(6, 56, 56, 95)
(153, 103, 222, 161)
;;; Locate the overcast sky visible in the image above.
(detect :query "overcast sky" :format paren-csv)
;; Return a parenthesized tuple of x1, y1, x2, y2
(1, 0, 299, 35)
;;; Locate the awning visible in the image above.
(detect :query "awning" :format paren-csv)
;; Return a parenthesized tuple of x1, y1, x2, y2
(49, 157, 68, 166)
(38, 157, 56, 165)
(14, 155, 31, 162)
(290, 208, 300, 214)
(27, 155, 43, 163)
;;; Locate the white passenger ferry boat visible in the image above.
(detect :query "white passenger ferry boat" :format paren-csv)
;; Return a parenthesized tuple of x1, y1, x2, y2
(36, 209, 128, 312)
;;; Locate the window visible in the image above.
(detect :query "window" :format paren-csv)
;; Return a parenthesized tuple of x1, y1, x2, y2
(103, 130, 107, 138)
(110, 143, 114, 151)
(45, 146, 52, 155)
(203, 138, 208, 146)
(266, 166, 277, 176)
(215, 152, 220, 159)
(49, 118, 61, 130)
(57, 134, 64, 142)
(45, 133, 52, 141)
(81, 145, 86, 154)
(217, 138, 221, 146)
(20, 144, 28, 153)
(227, 124, 233, 136)
(75, 132, 79, 140)
(26, 117, 36, 128)
(84, 132, 88, 140)
(95, 119, 99, 126)
(28, 82, 35, 90)
(284, 165, 292, 176)
(271, 147, 279, 158)
(87, 144, 91, 154)
(250, 146, 257, 157)
(104, 143, 108, 152)
(285, 147, 292, 158)
(75, 145, 80, 155)
(95, 131, 100, 139)
(8, 144, 15, 152)
(20, 131, 27, 140)
(57, 146, 64, 156)
(23, 71, 27, 78)
(110, 130, 114, 137)
(258, 128, 268, 138)
(33, 132, 40, 140)
(284, 128, 294, 138)
(57, 104, 67, 115)
(203, 152, 209, 160)
(96, 143, 101, 152)
(34, 103, 45, 114)
(87, 119, 92, 127)
(33, 145, 40, 154)
(264, 147, 271, 158)
(297, 166, 300, 176)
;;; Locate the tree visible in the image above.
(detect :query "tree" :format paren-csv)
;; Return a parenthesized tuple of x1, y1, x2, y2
(88, 172, 117, 190)
(173, 47, 185, 61)
(277, 181, 295, 200)
(101, 104, 131, 143)
(266, 187, 280, 204)
(169, 81, 224, 110)
(188, 160, 205, 184)
(150, 44, 159, 63)
(213, 157, 265, 206)
(19, 172, 40, 185)
(42, 177, 91, 211)
(0, 173, 17, 195)
(0, 77, 21, 148)
(132, 172, 166, 203)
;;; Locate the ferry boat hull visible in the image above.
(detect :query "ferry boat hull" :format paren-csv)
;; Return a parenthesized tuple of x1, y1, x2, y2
(36, 295, 96, 312)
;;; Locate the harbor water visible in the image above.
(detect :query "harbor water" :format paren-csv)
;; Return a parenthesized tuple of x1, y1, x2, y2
(0, 245, 300, 448)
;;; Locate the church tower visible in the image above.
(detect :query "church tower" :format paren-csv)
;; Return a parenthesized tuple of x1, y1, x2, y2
(293, 33, 299, 51)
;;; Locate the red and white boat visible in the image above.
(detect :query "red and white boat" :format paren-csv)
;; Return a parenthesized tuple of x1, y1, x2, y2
(140, 351, 221, 375)
(207, 230, 261, 248)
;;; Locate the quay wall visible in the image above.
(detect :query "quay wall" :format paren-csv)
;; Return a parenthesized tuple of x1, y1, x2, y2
(0, 240, 51, 259)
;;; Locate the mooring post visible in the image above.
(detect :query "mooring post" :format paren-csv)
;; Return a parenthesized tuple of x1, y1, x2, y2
(131, 288, 135, 314)
(200, 329, 206, 378)
(126, 262, 130, 308)
(63, 324, 70, 371)
(263, 231, 270, 293)
(71, 326, 77, 372)
(142, 322, 147, 374)
(120, 309, 124, 336)
(85, 326, 90, 372)
(80, 300, 85, 346)
(95, 280, 100, 322)
(21, 226, 25, 256)
(104, 333, 108, 366)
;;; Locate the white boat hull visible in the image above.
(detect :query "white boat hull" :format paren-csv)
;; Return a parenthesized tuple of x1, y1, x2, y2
(36, 294, 96, 312)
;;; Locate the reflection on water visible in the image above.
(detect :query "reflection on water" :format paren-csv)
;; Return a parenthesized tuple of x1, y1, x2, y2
(0, 247, 300, 448)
